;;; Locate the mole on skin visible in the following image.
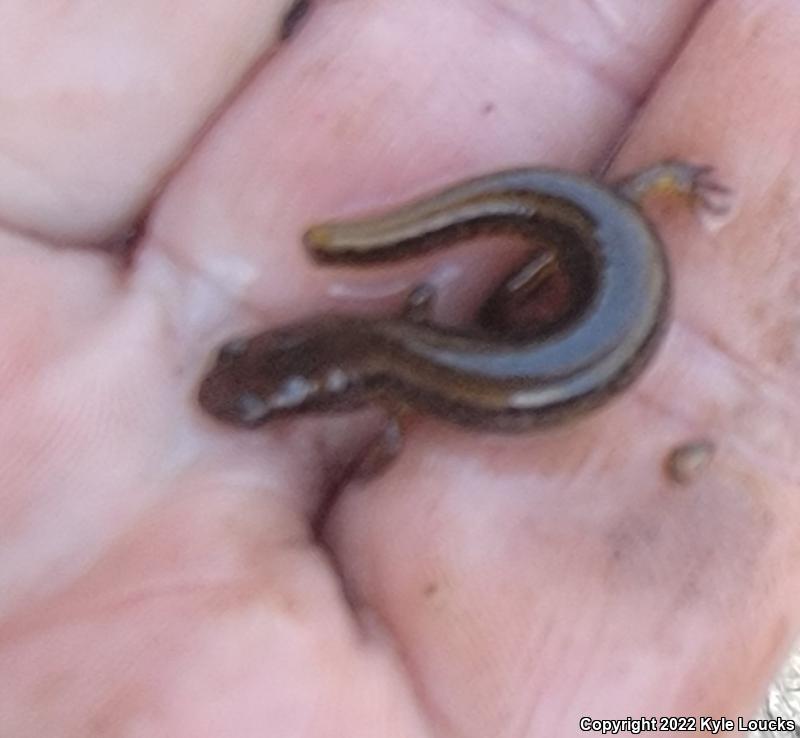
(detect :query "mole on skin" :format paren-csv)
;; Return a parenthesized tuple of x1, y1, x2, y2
(665, 440, 716, 485)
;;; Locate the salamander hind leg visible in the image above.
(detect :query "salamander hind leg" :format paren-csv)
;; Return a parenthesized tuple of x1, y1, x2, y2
(476, 249, 578, 336)
(613, 161, 732, 215)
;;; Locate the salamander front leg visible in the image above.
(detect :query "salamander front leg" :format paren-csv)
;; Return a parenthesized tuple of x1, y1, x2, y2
(351, 413, 407, 479)
(402, 283, 437, 323)
(351, 283, 436, 478)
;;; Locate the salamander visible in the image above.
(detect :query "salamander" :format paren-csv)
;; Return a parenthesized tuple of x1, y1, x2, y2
(198, 161, 726, 433)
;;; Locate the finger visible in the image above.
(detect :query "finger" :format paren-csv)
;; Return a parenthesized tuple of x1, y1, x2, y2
(0, 0, 299, 243)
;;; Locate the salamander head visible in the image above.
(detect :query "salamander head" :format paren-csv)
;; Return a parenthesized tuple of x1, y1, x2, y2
(197, 320, 370, 427)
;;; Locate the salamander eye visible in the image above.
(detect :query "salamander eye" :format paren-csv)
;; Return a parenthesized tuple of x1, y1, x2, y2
(235, 392, 270, 425)
(217, 337, 249, 365)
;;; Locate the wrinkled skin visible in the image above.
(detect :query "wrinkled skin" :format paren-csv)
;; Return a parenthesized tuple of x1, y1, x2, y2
(1, 1, 799, 736)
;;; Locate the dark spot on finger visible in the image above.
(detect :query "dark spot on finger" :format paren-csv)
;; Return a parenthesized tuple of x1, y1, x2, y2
(280, 0, 312, 42)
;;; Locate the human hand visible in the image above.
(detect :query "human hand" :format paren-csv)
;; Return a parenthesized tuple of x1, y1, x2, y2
(1, 2, 798, 736)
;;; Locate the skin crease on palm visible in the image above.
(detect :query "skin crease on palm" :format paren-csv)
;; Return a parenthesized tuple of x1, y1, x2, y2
(1, 0, 800, 735)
